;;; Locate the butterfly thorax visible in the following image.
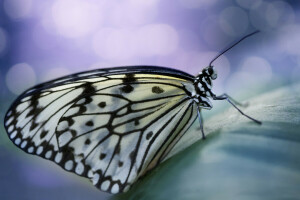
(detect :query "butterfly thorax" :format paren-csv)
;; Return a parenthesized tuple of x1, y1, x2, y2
(186, 66, 217, 110)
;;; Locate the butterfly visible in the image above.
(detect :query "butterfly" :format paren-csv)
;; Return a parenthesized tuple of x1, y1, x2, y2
(3, 31, 261, 194)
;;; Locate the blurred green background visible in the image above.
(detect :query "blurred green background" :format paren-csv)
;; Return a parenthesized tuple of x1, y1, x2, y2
(0, 0, 300, 199)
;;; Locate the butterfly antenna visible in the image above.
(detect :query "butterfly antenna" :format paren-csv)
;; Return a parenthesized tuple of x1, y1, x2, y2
(209, 30, 260, 67)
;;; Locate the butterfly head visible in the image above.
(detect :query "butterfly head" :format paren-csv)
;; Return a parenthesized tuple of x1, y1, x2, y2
(203, 66, 217, 80)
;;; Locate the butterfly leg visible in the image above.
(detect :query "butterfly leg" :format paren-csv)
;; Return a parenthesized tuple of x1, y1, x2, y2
(197, 106, 205, 139)
(212, 94, 262, 124)
(221, 93, 249, 107)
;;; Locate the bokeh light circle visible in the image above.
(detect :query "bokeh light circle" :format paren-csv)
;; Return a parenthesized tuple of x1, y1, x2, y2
(109, 2, 157, 27)
(201, 16, 231, 49)
(236, 0, 262, 9)
(93, 24, 178, 60)
(41, 67, 71, 82)
(265, 1, 295, 28)
(32, 24, 57, 50)
(250, 1, 295, 31)
(178, 0, 217, 9)
(277, 25, 300, 56)
(219, 6, 249, 37)
(0, 27, 8, 55)
(6, 63, 36, 95)
(92, 28, 135, 60)
(226, 56, 272, 96)
(291, 66, 300, 84)
(52, 0, 102, 38)
(241, 56, 272, 83)
(4, 0, 32, 20)
(136, 24, 179, 56)
(129, 0, 159, 7)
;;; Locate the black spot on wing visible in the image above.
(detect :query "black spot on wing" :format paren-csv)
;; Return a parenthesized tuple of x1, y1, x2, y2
(29, 122, 38, 131)
(26, 107, 42, 118)
(40, 129, 48, 139)
(152, 86, 164, 94)
(29, 93, 40, 107)
(100, 153, 106, 160)
(98, 101, 106, 108)
(129, 150, 135, 161)
(85, 120, 94, 127)
(80, 96, 93, 105)
(59, 117, 75, 127)
(123, 74, 137, 83)
(82, 83, 96, 95)
(115, 144, 121, 154)
(85, 139, 91, 145)
(146, 131, 153, 140)
(120, 85, 134, 93)
(118, 161, 124, 167)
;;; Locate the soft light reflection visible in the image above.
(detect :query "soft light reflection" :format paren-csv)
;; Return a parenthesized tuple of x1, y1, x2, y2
(41, 67, 71, 82)
(177, 29, 203, 51)
(3, 0, 32, 20)
(32, 24, 57, 50)
(52, 0, 102, 38)
(291, 66, 300, 99)
(6, 63, 36, 95)
(250, 1, 295, 31)
(137, 24, 179, 56)
(129, 0, 159, 7)
(235, 0, 262, 9)
(89, 62, 115, 70)
(226, 56, 272, 96)
(265, 1, 295, 28)
(92, 28, 135, 60)
(201, 16, 231, 49)
(250, 2, 272, 31)
(226, 72, 257, 97)
(178, 0, 217, 9)
(0, 27, 7, 55)
(241, 56, 272, 83)
(291, 66, 300, 84)
(92, 24, 178, 60)
(219, 6, 249, 37)
(110, 2, 157, 27)
(278, 25, 300, 56)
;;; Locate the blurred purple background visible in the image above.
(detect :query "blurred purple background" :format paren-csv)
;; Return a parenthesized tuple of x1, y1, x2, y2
(0, 0, 299, 199)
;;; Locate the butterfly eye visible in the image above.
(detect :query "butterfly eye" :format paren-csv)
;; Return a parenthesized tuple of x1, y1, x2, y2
(211, 71, 217, 80)
(208, 67, 213, 75)
(208, 66, 217, 80)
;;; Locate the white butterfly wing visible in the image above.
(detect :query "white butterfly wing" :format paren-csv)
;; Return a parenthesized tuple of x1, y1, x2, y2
(4, 66, 197, 193)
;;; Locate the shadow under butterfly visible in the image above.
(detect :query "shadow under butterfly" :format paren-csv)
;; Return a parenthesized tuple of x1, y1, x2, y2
(3, 31, 261, 194)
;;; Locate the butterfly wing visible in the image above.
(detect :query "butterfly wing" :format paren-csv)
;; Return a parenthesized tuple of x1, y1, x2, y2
(4, 66, 197, 193)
